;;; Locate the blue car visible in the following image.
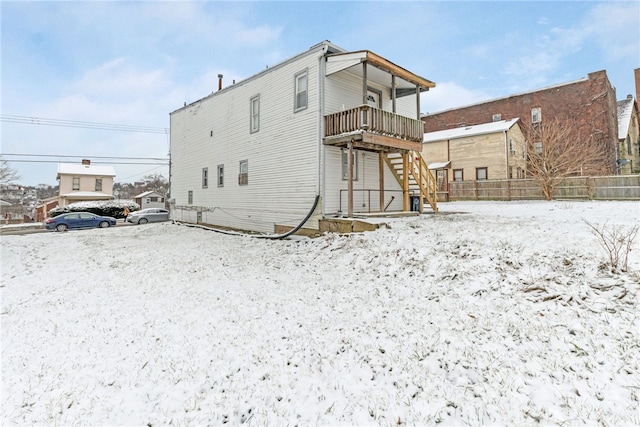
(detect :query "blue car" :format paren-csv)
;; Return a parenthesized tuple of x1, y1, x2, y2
(44, 212, 117, 232)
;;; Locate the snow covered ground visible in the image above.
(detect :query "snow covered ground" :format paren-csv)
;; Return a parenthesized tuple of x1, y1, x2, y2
(2, 200, 639, 426)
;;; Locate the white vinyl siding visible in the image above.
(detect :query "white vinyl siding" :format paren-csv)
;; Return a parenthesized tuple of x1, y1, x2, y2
(170, 50, 322, 233)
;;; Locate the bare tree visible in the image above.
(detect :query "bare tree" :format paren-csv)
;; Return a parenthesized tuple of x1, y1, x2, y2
(524, 118, 610, 200)
(141, 173, 169, 196)
(0, 159, 20, 184)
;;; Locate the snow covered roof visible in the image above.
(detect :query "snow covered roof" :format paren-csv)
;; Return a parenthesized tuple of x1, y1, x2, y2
(429, 161, 451, 170)
(61, 191, 114, 200)
(133, 190, 162, 198)
(617, 97, 635, 140)
(423, 118, 520, 143)
(57, 163, 116, 178)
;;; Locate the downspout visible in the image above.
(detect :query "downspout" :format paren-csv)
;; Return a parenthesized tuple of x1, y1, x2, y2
(318, 43, 328, 216)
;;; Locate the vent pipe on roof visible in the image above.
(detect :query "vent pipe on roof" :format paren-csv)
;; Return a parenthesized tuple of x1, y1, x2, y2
(218, 74, 223, 91)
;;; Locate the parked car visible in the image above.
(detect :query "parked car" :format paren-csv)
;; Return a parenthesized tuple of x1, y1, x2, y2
(126, 208, 170, 224)
(44, 212, 117, 232)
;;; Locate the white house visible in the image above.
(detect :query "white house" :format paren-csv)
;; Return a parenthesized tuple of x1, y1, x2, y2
(133, 191, 166, 210)
(170, 41, 438, 234)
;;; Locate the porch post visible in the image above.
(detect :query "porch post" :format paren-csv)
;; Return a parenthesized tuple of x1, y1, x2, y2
(419, 155, 424, 214)
(379, 153, 385, 212)
(402, 151, 409, 211)
(416, 86, 421, 120)
(348, 141, 354, 218)
(362, 62, 368, 104)
(391, 75, 397, 113)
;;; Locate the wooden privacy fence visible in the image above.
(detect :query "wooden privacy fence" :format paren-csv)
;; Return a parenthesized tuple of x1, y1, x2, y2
(449, 175, 640, 201)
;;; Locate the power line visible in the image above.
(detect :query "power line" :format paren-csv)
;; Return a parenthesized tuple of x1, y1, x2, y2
(2, 153, 168, 161)
(6, 160, 168, 165)
(1, 114, 169, 134)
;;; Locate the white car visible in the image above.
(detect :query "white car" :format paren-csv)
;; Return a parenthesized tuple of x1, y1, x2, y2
(126, 208, 170, 224)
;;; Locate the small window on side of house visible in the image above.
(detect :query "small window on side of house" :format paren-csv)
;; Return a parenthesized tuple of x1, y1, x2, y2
(217, 164, 224, 187)
(250, 95, 260, 133)
(453, 169, 463, 181)
(294, 70, 308, 112)
(95, 178, 102, 192)
(239, 160, 248, 185)
(509, 138, 515, 155)
(72, 177, 80, 191)
(492, 114, 502, 122)
(531, 107, 542, 124)
(341, 149, 358, 181)
(188, 190, 193, 205)
(202, 167, 208, 188)
(476, 167, 488, 180)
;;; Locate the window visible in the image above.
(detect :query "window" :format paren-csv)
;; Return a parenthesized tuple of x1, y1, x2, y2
(294, 70, 308, 111)
(453, 169, 463, 181)
(476, 167, 488, 180)
(341, 149, 358, 181)
(533, 141, 543, 154)
(72, 177, 80, 190)
(239, 160, 248, 185)
(188, 190, 193, 205)
(150, 197, 158, 202)
(250, 95, 260, 133)
(531, 107, 542, 124)
(202, 167, 208, 188)
(95, 178, 102, 192)
(492, 114, 502, 122)
(509, 138, 516, 155)
(627, 136, 632, 155)
(217, 164, 224, 187)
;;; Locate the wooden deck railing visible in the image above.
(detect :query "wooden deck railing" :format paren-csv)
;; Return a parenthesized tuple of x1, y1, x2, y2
(324, 105, 424, 143)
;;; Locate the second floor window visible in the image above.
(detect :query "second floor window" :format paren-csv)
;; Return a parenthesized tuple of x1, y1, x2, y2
(95, 178, 102, 191)
(250, 95, 260, 133)
(202, 167, 208, 188)
(531, 107, 542, 124)
(72, 177, 80, 190)
(294, 70, 308, 111)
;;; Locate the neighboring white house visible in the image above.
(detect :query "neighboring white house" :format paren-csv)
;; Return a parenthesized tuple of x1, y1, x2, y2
(133, 191, 166, 210)
(170, 40, 438, 234)
(56, 160, 116, 207)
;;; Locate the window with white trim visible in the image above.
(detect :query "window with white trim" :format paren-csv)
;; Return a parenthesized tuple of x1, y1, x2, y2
(72, 177, 80, 191)
(533, 141, 543, 154)
(95, 178, 102, 191)
(341, 149, 358, 181)
(453, 169, 463, 181)
(531, 107, 542, 124)
(250, 95, 260, 133)
(294, 70, 308, 111)
(188, 190, 193, 204)
(239, 160, 248, 186)
(217, 164, 224, 187)
(202, 167, 208, 188)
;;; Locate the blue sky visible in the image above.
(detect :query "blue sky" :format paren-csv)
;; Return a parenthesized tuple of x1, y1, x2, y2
(2, 1, 639, 186)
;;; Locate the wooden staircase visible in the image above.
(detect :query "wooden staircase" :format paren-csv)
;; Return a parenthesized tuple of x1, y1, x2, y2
(384, 151, 438, 213)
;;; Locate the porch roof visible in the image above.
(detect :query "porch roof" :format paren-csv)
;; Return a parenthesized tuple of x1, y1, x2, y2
(326, 50, 435, 96)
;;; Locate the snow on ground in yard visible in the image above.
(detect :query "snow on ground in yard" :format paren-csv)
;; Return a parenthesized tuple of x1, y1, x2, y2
(2, 200, 640, 426)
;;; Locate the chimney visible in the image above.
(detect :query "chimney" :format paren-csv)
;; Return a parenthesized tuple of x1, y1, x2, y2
(218, 74, 223, 91)
(635, 68, 640, 104)
(81, 159, 91, 166)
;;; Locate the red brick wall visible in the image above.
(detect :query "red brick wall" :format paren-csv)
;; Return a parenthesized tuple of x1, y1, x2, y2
(422, 70, 619, 174)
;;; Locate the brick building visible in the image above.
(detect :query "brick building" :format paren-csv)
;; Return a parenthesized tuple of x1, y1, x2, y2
(422, 70, 619, 174)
